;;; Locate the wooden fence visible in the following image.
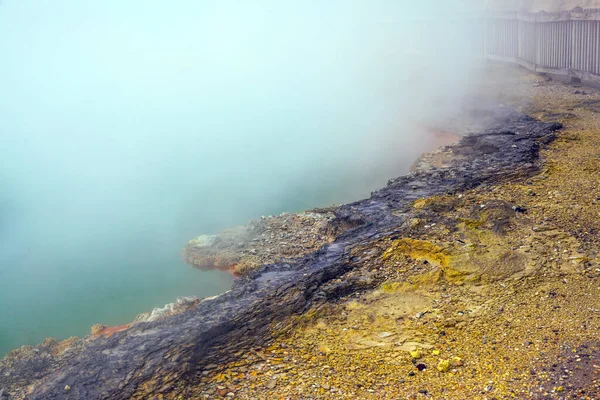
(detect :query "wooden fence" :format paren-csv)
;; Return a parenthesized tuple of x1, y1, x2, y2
(485, 8, 600, 83)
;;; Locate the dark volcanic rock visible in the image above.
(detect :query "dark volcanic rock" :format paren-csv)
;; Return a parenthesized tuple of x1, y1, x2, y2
(0, 108, 561, 399)
(0, 389, 13, 400)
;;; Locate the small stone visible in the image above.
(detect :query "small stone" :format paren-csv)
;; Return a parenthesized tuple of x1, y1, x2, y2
(419, 389, 428, 394)
(410, 349, 422, 359)
(450, 356, 463, 367)
(265, 379, 277, 389)
(410, 218, 421, 228)
(408, 371, 416, 377)
(322, 384, 331, 390)
(226, 393, 235, 397)
(512, 205, 527, 213)
(437, 359, 450, 372)
(91, 324, 107, 335)
(64, 385, 71, 392)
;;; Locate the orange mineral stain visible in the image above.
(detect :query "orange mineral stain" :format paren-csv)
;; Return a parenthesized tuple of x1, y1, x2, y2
(95, 324, 130, 337)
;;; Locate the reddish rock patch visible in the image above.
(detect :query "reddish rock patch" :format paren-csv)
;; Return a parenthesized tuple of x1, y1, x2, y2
(94, 324, 130, 338)
(428, 128, 460, 148)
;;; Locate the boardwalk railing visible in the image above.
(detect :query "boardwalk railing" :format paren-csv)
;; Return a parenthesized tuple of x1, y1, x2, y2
(485, 8, 600, 83)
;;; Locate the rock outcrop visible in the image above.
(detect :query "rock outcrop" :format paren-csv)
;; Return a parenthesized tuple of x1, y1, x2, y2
(183, 211, 345, 276)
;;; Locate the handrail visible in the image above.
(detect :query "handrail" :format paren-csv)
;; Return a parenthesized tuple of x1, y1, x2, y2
(485, 8, 600, 84)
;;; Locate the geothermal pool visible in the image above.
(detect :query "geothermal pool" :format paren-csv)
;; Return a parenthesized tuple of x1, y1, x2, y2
(0, 0, 478, 357)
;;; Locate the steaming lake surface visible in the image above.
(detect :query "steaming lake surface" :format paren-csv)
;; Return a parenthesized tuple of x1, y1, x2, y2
(0, 252, 232, 356)
(1, 167, 429, 356)
(0, 0, 483, 356)
(0, 179, 405, 357)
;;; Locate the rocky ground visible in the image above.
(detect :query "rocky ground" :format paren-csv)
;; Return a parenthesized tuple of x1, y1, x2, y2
(183, 210, 346, 276)
(178, 67, 600, 399)
(2, 64, 600, 399)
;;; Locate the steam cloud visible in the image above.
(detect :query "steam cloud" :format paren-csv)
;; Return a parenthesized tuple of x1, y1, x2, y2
(0, 0, 485, 354)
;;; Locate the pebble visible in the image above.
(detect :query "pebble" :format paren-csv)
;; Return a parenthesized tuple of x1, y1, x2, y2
(410, 349, 422, 359)
(512, 205, 527, 213)
(265, 379, 277, 389)
(450, 356, 463, 367)
(437, 360, 451, 372)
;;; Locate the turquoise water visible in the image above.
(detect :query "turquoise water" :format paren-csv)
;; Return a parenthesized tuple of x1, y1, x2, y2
(0, 167, 418, 357)
(0, 248, 232, 356)
(0, 180, 384, 357)
(0, 0, 481, 357)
